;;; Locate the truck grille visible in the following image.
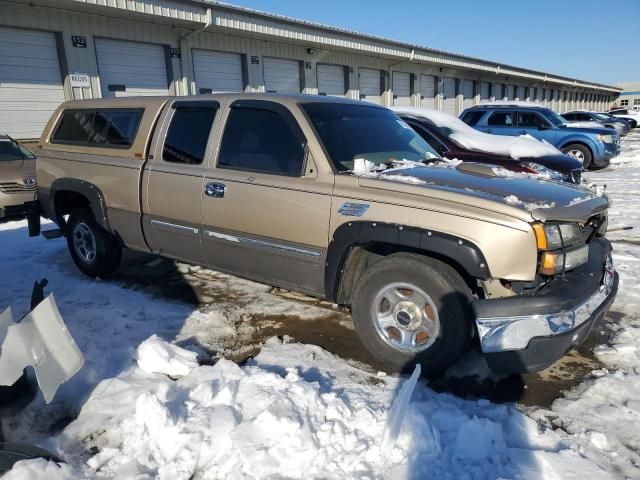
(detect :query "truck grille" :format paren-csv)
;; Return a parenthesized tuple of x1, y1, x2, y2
(0, 182, 38, 194)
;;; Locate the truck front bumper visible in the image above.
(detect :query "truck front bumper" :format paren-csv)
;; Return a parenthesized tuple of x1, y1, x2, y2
(473, 238, 618, 373)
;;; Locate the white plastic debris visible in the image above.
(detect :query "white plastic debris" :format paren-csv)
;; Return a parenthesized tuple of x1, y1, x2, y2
(382, 363, 421, 450)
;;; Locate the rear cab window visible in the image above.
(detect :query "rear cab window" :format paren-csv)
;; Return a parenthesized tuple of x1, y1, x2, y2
(51, 109, 143, 148)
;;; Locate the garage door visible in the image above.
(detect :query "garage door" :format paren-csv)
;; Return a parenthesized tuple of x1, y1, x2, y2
(493, 83, 503, 101)
(96, 38, 169, 97)
(392, 71, 411, 106)
(420, 75, 436, 109)
(0, 27, 65, 139)
(462, 79, 475, 108)
(317, 64, 346, 97)
(516, 86, 525, 101)
(443, 77, 457, 115)
(263, 57, 301, 94)
(359, 68, 383, 104)
(480, 81, 490, 102)
(193, 50, 244, 94)
(507, 85, 515, 100)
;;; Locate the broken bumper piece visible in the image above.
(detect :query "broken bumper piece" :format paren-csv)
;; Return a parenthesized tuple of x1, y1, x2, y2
(0, 294, 84, 403)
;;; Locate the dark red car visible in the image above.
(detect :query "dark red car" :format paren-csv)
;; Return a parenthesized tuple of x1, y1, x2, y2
(393, 107, 583, 184)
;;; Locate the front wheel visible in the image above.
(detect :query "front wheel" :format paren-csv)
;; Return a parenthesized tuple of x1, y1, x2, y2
(65, 208, 122, 278)
(351, 253, 473, 377)
(561, 143, 593, 169)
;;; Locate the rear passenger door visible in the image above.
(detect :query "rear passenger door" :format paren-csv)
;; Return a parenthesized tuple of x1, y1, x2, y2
(142, 100, 218, 264)
(201, 100, 333, 295)
(482, 110, 517, 136)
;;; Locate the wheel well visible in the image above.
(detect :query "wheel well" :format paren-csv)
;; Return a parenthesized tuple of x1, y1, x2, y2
(53, 190, 90, 228)
(335, 242, 480, 306)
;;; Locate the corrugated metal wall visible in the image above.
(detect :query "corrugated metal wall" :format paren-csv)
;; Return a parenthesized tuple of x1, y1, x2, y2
(0, 0, 619, 139)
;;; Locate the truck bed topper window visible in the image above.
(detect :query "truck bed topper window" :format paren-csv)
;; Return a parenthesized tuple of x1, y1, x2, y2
(51, 108, 143, 149)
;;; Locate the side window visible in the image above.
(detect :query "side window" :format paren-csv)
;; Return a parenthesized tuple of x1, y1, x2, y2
(51, 109, 142, 147)
(218, 107, 305, 176)
(460, 110, 485, 126)
(563, 113, 576, 121)
(487, 111, 514, 127)
(163, 106, 218, 165)
(517, 112, 550, 128)
(406, 121, 446, 153)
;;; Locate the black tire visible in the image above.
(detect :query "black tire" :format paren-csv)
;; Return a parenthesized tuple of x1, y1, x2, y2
(351, 253, 473, 377)
(561, 143, 593, 169)
(65, 208, 122, 278)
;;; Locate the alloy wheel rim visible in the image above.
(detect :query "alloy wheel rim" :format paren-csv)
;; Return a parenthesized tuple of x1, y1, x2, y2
(567, 149, 585, 163)
(371, 282, 440, 353)
(73, 222, 97, 264)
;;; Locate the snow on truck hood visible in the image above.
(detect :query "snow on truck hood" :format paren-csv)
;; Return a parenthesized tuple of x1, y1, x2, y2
(357, 162, 608, 222)
(390, 107, 562, 160)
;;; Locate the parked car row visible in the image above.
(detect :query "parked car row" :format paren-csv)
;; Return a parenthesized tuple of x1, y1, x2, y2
(8, 92, 615, 379)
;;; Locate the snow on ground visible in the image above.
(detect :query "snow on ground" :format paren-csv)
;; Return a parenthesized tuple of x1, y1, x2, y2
(2, 131, 640, 479)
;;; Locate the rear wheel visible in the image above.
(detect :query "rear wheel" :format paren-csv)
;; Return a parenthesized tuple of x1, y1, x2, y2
(561, 143, 592, 169)
(351, 253, 473, 377)
(65, 208, 122, 278)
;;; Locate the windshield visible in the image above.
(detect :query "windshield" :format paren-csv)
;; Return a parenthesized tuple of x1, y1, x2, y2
(592, 113, 609, 121)
(541, 109, 567, 127)
(301, 103, 440, 171)
(0, 138, 35, 161)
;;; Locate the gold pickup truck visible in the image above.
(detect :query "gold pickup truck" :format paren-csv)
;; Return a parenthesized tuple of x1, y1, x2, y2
(31, 94, 618, 375)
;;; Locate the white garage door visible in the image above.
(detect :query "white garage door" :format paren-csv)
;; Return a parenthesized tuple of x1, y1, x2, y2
(493, 83, 503, 101)
(480, 81, 490, 102)
(263, 57, 301, 94)
(96, 38, 169, 97)
(443, 77, 457, 115)
(359, 68, 382, 104)
(0, 27, 65, 139)
(516, 86, 525, 101)
(193, 50, 244, 94)
(392, 71, 411, 106)
(317, 64, 346, 97)
(420, 75, 436, 109)
(507, 85, 515, 100)
(462, 79, 475, 108)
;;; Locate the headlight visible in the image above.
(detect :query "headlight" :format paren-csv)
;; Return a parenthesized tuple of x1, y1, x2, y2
(519, 162, 567, 182)
(540, 244, 589, 275)
(532, 223, 581, 250)
(598, 134, 615, 143)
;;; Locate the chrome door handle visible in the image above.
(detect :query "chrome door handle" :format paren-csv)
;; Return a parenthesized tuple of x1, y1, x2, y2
(205, 182, 226, 198)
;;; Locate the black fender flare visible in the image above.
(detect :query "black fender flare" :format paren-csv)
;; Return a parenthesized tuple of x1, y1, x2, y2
(50, 178, 111, 232)
(324, 221, 491, 303)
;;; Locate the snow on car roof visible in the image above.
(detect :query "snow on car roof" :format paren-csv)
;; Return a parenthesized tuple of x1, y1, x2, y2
(474, 100, 547, 108)
(391, 107, 562, 159)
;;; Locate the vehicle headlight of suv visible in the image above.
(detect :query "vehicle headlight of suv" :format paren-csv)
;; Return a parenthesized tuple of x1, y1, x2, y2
(519, 162, 568, 182)
(598, 133, 615, 144)
(532, 222, 588, 275)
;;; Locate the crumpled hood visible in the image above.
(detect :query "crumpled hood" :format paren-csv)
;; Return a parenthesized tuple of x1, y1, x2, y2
(358, 163, 608, 223)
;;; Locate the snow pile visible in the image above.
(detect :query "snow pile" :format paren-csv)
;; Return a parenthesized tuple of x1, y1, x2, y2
(352, 157, 377, 175)
(8, 337, 614, 479)
(391, 107, 562, 159)
(136, 334, 199, 377)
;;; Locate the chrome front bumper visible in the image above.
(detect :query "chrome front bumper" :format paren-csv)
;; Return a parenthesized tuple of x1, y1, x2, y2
(475, 252, 616, 354)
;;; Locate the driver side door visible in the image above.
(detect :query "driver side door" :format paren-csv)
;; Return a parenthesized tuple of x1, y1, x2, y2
(516, 111, 556, 144)
(200, 100, 333, 296)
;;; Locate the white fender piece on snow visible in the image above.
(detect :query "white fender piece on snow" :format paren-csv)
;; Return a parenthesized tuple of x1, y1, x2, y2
(0, 295, 84, 404)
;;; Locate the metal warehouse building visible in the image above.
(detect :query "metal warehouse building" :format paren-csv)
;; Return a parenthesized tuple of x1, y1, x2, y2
(615, 82, 640, 110)
(0, 0, 622, 139)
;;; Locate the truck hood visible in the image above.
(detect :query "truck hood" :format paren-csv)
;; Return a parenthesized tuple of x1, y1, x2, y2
(358, 162, 608, 223)
(0, 159, 34, 177)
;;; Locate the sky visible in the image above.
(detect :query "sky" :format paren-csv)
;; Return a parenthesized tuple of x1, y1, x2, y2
(219, 0, 639, 86)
